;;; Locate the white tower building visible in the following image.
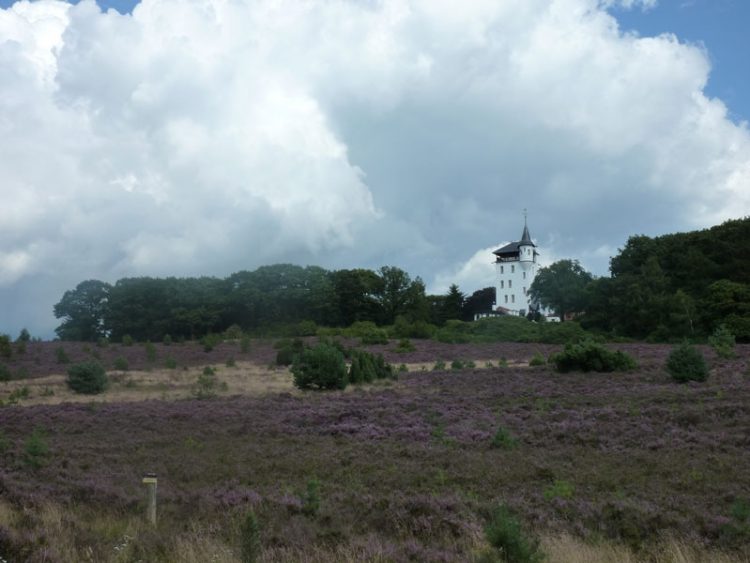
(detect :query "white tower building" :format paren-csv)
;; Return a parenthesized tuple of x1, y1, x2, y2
(492, 216, 539, 316)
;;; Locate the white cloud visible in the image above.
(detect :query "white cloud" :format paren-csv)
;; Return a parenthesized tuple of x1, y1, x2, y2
(1, 0, 749, 335)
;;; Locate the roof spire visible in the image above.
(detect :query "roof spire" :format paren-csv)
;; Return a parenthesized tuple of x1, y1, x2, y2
(520, 209, 533, 245)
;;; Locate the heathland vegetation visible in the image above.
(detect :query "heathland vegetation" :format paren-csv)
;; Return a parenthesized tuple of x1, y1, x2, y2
(0, 217, 749, 561)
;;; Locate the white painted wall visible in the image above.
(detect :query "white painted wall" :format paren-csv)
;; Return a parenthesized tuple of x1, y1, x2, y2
(495, 243, 537, 315)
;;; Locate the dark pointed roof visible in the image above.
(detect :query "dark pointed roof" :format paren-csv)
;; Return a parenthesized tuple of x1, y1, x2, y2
(520, 223, 534, 246)
(492, 221, 537, 256)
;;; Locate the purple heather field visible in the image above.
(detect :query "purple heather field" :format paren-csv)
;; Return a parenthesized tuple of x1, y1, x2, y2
(1, 340, 749, 561)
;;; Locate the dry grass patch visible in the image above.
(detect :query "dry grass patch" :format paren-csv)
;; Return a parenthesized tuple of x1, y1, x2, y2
(0, 362, 297, 407)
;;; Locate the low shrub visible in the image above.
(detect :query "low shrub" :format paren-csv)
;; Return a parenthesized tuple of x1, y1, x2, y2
(144, 341, 157, 362)
(0, 364, 10, 382)
(395, 338, 415, 353)
(482, 504, 544, 563)
(66, 361, 108, 394)
(348, 350, 393, 383)
(302, 478, 321, 517)
(490, 426, 519, 450)
(360, 329, 389, 345)
(224, 324, 244, 340)
(193, 370, 219, 399)
(709, 325, 736, 359)
(529, 352, 546, 367)
(240, 336, 251, 353)
(23, 427, 49, 470)
(240, 509, 261, 563)
(433, 360, 446, 371)
(549, 340, 636, 373)
(276, 338, 306, 366)
(201, 333, 222, 352)
(544, 479, 575, 501)
(121, 334, 134, 346)
(164, 357, 177, 369)
(113, 356, 129, 371)
(162, 334, 172, 346)
(292, 344, 348, 390)
(55, 346, 70, 364)
(451, 359, 465, 370)
(96, 337, 109, 348)
(666, 342, 709, 383)
(391, 316, 437, 339)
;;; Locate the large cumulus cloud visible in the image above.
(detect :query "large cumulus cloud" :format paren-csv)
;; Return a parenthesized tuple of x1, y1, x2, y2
(1, 0, 748, 335)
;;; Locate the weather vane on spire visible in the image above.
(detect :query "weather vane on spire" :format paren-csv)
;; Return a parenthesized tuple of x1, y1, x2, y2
(523, 208, 527, 226)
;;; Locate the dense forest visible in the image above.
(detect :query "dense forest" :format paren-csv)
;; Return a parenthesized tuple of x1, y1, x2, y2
(578, 217, 750, 341)
(52, 265, 493, 342)
(52, 217, 750, 343)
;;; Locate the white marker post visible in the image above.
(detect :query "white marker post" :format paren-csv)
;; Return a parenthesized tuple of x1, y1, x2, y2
(142, 473, 157, 525)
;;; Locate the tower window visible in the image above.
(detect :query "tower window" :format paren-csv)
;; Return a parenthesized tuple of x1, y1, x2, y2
(500, 281, 504, 289)
(500, 266, 504, 274)
(511, 295, 515, 303)
(504, 295, 508, 304)
(523, 287, 526, 294)
(523, 271, 526, 279)
(508, 280, 512, 289)
(511, 265, 515, 273)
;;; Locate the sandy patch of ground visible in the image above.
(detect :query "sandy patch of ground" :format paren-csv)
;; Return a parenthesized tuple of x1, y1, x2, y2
(0, 361, 296, 407)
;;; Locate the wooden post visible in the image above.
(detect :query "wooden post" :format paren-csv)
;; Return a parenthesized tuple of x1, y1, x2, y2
(142, 473, 157, 525)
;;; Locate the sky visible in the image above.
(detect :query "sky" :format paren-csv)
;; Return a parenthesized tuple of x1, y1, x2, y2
(1, 0, 749, 338)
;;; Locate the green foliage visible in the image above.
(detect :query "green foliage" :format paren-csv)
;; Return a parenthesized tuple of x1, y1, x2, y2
(666, 342, 709, 383)
(55, 346, 71, 365)
(193, 370, 218, 399)
(544, 480, 575, 501)
(529, 259, 593, 321)
(549, 340, 636, 373)
(292, 344, 348, 390)
(276, 338, 306, 366)
(435, 316, 587, 344)
(240, 510, 261, 563)
(66, 361, 108, 394)
(201, 333, 222, 352)
(433, 360, 446, 371)
(348, 350, 392, 384)
(709, 325, 736, 359)
(96, 337, 109, 348)
(113, 356, 129, 371)
(391, 316, 436, 339)
(398, 363, 408, 373)
(144, 341, 157, 362)
(294, 320, 318, 337)
(491, 426, 519, 450)
(302, 478, 321, 517)
(360, 327, 389, 345)
(164, 357, 177, 369)
(395, 338, 415, 353)
(482, 505, 544, 563)
(23, 427, 49, 470)
(0, 334, 12, 360)
(6, 386, 30, 404)
(0, 363, 11, 382)
(15, 340, 26, 355)
(224, 324, 244, 340)
(162, 334, 172, 346)
(240, 335, 251, 353)
(451, 359, 465, 370)
(17, 328, 31, 342)
(121, 334, 134, 346)
(53, 279, 111, 341)
(528, 353, 546, 367)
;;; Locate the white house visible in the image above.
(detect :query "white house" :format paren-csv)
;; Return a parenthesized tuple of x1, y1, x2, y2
(491, 219, 539, 317)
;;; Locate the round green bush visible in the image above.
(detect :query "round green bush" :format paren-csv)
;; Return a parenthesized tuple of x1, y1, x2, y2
(66, 361, 109, 394)
(292, 344, 347, 390)
(549, 339, 636, 373)
(666, 342, 708, 383)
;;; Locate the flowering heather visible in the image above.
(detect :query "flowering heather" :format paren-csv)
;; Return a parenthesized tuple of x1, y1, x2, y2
(0, 343, 749, 561)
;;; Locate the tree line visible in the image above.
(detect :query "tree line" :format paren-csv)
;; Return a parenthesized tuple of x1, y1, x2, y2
(53, 265, 493, 342)
(530, 217, 750, 341)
